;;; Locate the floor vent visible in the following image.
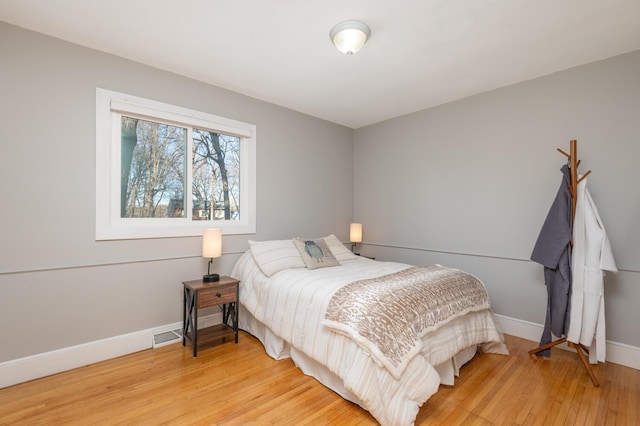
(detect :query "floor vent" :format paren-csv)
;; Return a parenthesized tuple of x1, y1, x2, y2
(153, 328, 183, 348)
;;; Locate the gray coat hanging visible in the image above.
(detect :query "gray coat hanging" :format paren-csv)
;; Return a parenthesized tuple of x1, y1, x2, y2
(531, 164, 572, 357)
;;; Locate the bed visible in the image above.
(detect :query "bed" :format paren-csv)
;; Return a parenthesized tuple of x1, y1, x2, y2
(230, 235, 508, 425)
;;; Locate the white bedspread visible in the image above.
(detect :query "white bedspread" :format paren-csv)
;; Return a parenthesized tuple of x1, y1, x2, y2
(232, 252, 507, 426)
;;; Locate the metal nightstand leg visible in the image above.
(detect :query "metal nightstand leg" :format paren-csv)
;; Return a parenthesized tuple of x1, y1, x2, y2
(183, 287, 198, 357)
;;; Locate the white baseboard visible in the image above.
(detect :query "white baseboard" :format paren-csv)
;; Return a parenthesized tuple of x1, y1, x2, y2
(1, 313, 637, 389)
(0, 312, 221, 389)
(494, 314, 640, 370)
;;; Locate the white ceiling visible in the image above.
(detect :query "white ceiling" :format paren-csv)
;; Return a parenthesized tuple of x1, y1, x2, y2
(1, 0, 639, 128)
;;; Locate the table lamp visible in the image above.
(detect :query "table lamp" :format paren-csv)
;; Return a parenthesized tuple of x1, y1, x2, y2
(202, 228, 222, 282)
(350, 223, 362, 253)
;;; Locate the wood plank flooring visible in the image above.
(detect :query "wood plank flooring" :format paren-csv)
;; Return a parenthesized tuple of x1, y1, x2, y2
(1, 332, 638, 425)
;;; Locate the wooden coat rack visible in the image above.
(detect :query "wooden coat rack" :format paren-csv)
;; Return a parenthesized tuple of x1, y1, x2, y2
(528, 139, 599, 386)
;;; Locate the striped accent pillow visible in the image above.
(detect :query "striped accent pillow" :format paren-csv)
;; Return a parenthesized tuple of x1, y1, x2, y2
(323, 234, 359, 262)
(248, 239, 306, 277)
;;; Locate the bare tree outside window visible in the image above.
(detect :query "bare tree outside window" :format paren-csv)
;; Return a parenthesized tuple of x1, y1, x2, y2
(192, 129, 240, 221)
(119, 116, 240, 221)
(120, 116, 186, 218)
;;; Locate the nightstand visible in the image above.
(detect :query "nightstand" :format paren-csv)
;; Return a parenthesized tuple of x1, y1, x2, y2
(182, 276, 239, 357)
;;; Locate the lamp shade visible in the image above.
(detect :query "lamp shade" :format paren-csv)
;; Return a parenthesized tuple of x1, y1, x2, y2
(350, 223, 363, 243)
(330, 20, 370, 55)
(202, 228, 222, 258)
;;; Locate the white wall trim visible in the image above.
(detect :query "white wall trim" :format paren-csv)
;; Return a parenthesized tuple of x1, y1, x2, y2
(0, 313, 221, 389)
(2, 313, 637, 389)
(494, 314, 640, 370)
(0, 328, 153, 389)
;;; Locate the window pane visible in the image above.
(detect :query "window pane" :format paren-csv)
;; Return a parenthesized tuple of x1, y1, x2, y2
(121, 116, 186, 218)
(192, 129, 240, 221)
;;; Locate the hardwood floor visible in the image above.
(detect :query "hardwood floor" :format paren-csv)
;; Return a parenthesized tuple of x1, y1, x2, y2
(1, 332, 638, 425)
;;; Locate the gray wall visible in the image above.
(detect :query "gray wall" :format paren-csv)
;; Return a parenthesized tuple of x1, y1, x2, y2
(2, 19, 638, 365)
(0, 22, 355, 362)
(354, 50, 640, 348)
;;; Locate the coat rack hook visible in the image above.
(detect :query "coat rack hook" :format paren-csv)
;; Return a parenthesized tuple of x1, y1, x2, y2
(577, 170, 592, 184)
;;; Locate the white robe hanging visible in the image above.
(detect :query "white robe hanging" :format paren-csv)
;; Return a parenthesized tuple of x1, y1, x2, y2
(567, 175, 617, 364)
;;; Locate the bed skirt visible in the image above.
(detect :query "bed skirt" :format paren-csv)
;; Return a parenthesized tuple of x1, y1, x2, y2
(239, 305, 478, 409)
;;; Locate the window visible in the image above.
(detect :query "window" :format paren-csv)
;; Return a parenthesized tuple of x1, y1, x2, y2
(96, 88, 256, 240)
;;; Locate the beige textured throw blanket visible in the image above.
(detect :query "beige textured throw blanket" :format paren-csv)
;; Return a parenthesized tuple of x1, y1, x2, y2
(323, 265, 491, 378)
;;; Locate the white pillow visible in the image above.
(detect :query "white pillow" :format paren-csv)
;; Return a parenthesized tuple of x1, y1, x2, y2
(323, 234, 359, 261)
(293, 238, 340, 269)
(248, 239, 306, 277)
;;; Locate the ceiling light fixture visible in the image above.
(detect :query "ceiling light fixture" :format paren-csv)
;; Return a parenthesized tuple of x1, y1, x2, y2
(330, 20, 370, 55)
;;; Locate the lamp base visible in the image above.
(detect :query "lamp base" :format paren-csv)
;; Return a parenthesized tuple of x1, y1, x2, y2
(203, 273, 220, 282)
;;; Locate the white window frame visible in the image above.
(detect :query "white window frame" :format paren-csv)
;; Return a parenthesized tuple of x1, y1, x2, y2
(96, 88, 256, 240)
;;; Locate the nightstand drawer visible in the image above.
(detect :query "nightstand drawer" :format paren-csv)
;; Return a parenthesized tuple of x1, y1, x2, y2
(198, 284, 237, 307)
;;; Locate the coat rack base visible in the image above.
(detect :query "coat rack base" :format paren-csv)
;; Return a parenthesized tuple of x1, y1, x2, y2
(528, 338, 600, 387)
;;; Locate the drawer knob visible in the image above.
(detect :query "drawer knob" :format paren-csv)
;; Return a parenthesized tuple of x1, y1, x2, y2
(216, 292, 222, 297)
